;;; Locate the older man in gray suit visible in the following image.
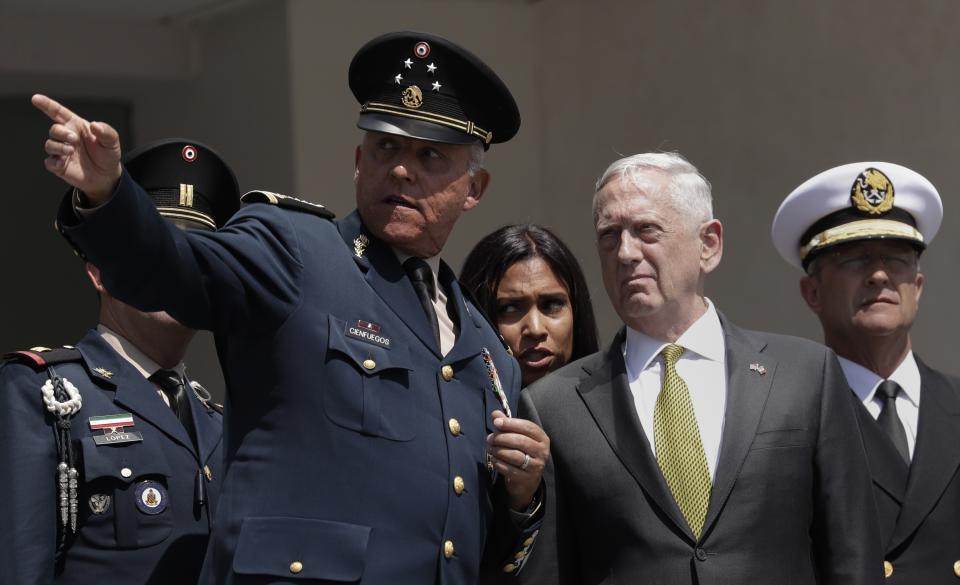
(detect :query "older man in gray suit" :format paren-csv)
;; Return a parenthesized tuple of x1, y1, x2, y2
(512, 153, 882, 584)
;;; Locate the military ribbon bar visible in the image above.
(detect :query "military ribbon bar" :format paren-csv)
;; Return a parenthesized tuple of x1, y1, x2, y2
(88, 413, 135, 431)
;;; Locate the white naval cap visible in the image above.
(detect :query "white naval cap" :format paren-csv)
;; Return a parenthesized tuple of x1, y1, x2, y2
(771, 162, 942, 271)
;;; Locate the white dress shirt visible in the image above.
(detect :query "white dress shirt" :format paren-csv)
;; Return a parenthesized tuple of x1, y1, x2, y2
(623, 299, 727, 480)
(97, 324, 187, 407)
(839, 352, 921, 460)
(394, 252, 457, 356)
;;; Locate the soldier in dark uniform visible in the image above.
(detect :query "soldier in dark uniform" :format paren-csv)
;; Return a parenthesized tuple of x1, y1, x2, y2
(773, 162, 960, 583)
(32, 31, 548, 584)
(0, 139, 240, 585)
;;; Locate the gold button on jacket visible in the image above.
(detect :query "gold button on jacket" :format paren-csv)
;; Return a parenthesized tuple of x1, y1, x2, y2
(289, 561, 303, 574)
(443, 540, 455, 559)
(953, 560, 960, 577)
(883, 560, 893, 578)
(441, 365, 454, 381)
(453, 476, 465, 495)
(448, 418, 461, 436)
(362, 359, 376, 370)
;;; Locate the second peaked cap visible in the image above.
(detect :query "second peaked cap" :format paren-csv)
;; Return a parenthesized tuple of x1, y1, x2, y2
(123, 139, 240, 231)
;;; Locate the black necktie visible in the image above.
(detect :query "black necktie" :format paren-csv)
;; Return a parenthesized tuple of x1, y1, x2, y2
(403, 258, 441, 349)
(151, 370, 198, 450)
(876, 380, 910, 464)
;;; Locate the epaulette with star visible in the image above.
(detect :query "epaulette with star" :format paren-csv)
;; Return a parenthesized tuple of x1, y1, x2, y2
(241, 190, 335, 220)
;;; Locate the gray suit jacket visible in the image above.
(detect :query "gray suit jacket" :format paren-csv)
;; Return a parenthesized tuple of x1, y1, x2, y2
(515, 318, 883, 585)
(855, 357, 960, 584)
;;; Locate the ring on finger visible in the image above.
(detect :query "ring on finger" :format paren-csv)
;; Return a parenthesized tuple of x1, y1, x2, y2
(520, 452, 531, 471)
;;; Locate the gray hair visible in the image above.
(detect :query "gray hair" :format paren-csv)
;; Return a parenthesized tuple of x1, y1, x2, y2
(593, 152, 713, 228)
(468, 142, 485, 176)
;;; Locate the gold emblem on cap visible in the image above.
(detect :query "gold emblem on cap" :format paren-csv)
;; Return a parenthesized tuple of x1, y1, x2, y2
(401, 85, 424, 109)
(851, 167, 894, 215)
(179, 183, 195, 207)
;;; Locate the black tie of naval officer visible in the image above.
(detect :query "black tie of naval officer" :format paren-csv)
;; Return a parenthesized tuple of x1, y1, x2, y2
(876, 379, 910, 465)
(404, 258, 441, 349)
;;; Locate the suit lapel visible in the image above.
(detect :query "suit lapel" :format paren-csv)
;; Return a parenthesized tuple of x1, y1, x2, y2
(337, 211, 441, 357)
(888, 359, 960, 550)
(76, 331, 196, 455)
(702, 319, 776, 537)
(184, 380, 222, 466)
(441, 268, 483, 364)
(577, 331, 693, 540)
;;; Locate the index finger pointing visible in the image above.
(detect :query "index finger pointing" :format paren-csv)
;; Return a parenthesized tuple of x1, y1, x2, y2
(31, 94, 80, 125)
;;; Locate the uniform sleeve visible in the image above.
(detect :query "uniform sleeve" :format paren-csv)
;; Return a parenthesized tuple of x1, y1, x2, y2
(812, 349, 885, 585)
(57, 170, 306, 335)
(0, 364, 60, 585)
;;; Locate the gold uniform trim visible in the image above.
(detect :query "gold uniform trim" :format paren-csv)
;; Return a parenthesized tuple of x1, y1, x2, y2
(156, 206, 217, 230)
(179, 183, 194, 207)
(362, 102, 493, 144)
(799, 219, 923, 261)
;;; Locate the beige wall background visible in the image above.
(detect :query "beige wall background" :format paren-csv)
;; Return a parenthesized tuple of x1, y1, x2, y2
(3, 0, 959, 398)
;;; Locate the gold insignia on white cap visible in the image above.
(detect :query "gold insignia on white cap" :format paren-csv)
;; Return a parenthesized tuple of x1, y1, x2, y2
(850, 167, 894, 215)
(799, 219, 923, 262)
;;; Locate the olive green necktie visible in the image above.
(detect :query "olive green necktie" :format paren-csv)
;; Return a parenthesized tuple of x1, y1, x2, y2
(653, 344, 712, 538)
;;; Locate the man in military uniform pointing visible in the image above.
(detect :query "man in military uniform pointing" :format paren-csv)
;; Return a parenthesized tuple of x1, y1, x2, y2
(0, 139, 238, 584)
(33, 31, 547, 584)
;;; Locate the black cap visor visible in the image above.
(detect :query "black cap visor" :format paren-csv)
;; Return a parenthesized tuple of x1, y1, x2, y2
(358, 112, 481, 146)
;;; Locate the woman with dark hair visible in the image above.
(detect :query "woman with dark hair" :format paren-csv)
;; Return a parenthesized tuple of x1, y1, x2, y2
(460, 224, 599, 387)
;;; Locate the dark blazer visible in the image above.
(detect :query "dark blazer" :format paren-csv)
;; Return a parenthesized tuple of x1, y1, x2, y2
(516, 319, 883, 585)
(854, 356, 960, 583)
(0, 330, 223, 585)
(56, 172, 533, 585)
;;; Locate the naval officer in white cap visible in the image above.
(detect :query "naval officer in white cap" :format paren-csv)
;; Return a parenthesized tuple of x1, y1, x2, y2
(773, 162, 960, 584)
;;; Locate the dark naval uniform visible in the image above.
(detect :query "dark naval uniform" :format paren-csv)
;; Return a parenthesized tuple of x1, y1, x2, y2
(0, 332, 223, 585)
(855, 357, 960, 583)
(57, 174, 536, 583)
(772, 161, 959, 583)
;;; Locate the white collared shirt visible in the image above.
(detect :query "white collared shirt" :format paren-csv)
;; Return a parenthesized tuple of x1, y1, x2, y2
(623, 299, 727, 480)
(97, 324, 187, 407)
(839, 352, 921, 460)
(393, 251, 457, 356)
